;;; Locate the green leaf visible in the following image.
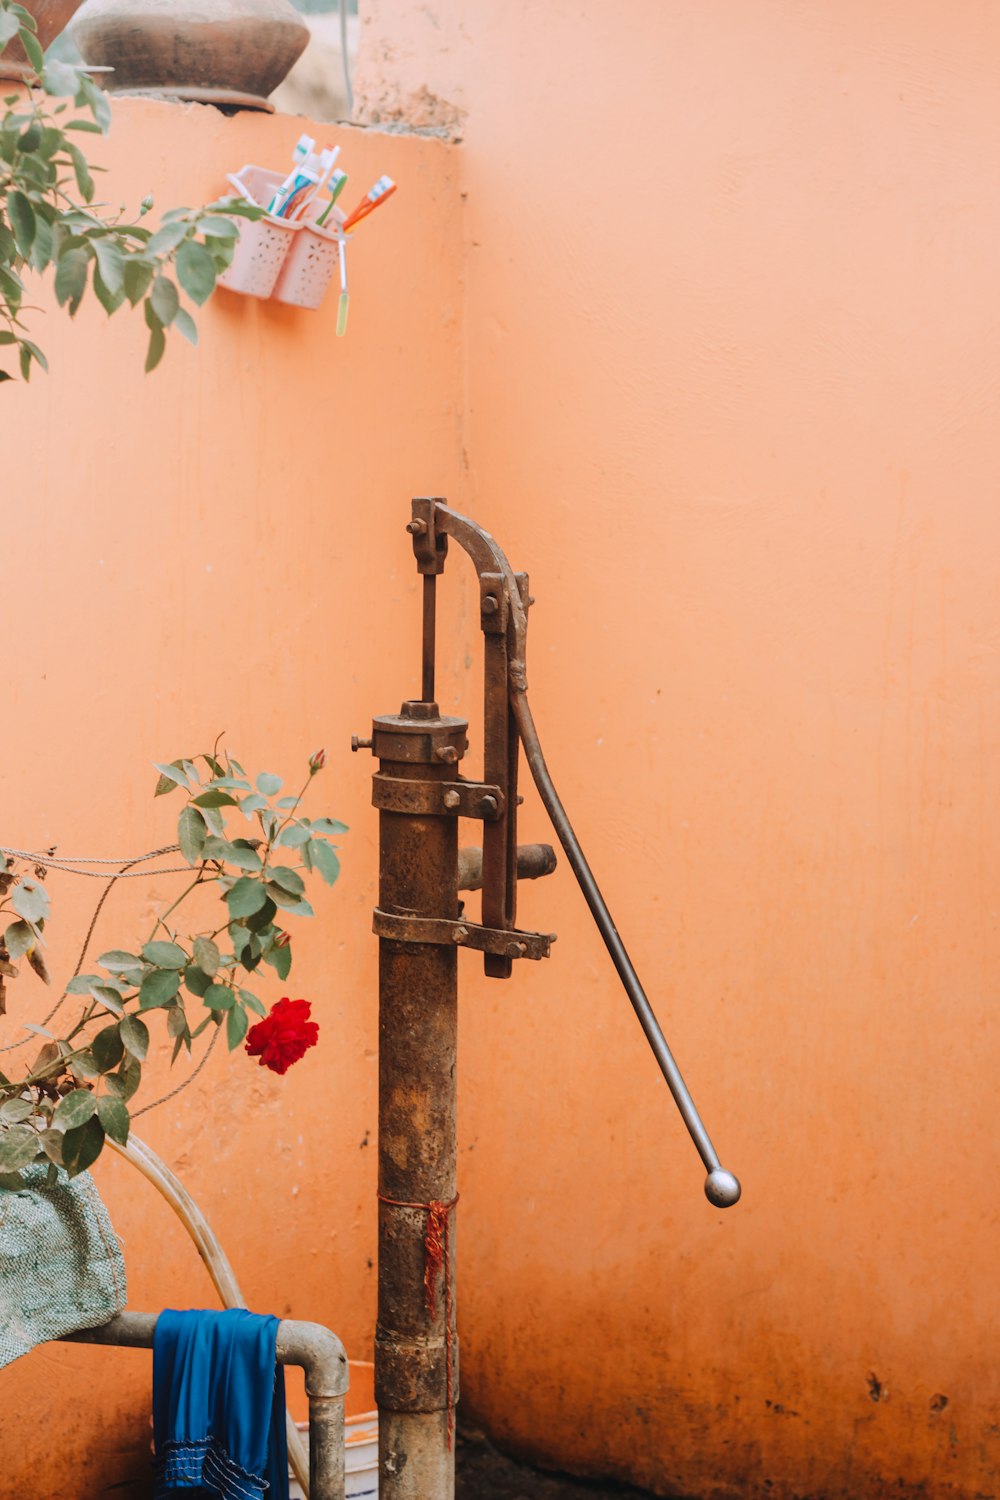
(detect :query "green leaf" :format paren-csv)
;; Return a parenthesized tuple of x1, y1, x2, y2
(76, 71, 111, 131)
(69, 1049, 101, 1080)
(196, 214, 239, 238)
(41, 57, 81, 96)
(90, 986, 124, 1018)
(0, 11, 20, 44)
(119, 1015, 149, 1060)
(184, 963, 211, 998)
(92, 1023, 124, 1073)
(54, 1088, 96, 1131)
(145, 314, 166, 373)
(153, 759, 189, 794)
(265, 940, 292, 981)
(146, 220, 189, 255)
(151, 273, 179, 326)
(61, 1116, 104, 1177)
(98, 950, 143, 975)
(173, 305, 198, 346)
(66, 141, 94, 202)
(256, 772, 283, 797)
(20, 338, 47, 375)
(310, 840, 341, 886)
(54, 246, 90, 316)
(96, 1095, 129, 1146)
(266, 886, 314, 916)
(268, 865, 304, 896)
(194, 788, 238, 808)
(204, 983, 234, 1011)
(66, 974, 100, 995)
(226, 1005, 249, 1050)
(40, 1129, 64, 1166)
(29, 217, 54, 273)
(11, 879, 49, 923)
(311, 818, 349, 836)
(277, 824, 310, 848)
(141, 941, 188, 969)
(166, 1003, 189, 1040)
(4, 920, 33, 960)
(93, 263, 125, 315)
(139, 967, 181, 1009)
(0, 1098, 33, 1124)
(193, 936, 220, 977)
(0, 1124, 38, 1171)
(175, 239, 217, 305)
(17, 24, 42, 71)
(176, 804, 206, 866)
(203, 837, 262, 871)
(92, 236, 125, 296)
(225, 876, 267, 918)
(239, 988, 266, 1016)
(245, 897, 277, 933)
(124, 257, 153, 307)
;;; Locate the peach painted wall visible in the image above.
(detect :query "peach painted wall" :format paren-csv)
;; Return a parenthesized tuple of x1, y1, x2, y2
(353, 4, 1000, 1498)
(0, 98, 465, 1497)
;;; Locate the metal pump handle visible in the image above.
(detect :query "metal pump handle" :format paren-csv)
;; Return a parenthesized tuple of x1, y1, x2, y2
(408, 498, 741, 1209)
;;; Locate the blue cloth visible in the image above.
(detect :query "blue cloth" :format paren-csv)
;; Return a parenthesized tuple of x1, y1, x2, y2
(152, 1308, 289, 1500)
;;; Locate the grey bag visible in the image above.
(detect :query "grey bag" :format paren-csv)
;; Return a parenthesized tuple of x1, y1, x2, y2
(0, 1164, 127, 1367)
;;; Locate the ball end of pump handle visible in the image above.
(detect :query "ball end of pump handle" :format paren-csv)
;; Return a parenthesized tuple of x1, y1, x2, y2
(704, 1169, 741, 1209)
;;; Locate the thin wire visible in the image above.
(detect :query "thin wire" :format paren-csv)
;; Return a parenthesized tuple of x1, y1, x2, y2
(0, 844, 189, 877)
(132, 1023, 221, 1118)
(0, 844, 187, 1053)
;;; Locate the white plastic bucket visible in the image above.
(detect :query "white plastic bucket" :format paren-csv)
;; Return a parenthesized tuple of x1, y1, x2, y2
(217, 165, 301, 300)
(287, 1359, 378, 1499)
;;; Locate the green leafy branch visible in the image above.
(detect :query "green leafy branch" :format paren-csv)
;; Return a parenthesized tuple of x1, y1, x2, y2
(0, 0, 262, 379)
(0, 747, 345, 1184)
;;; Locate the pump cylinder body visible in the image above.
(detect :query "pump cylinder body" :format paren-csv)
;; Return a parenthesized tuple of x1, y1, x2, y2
(374, 703, 467, 1500)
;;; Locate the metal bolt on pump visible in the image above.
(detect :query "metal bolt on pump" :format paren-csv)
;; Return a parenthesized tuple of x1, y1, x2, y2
(354, 499, 741, 1500)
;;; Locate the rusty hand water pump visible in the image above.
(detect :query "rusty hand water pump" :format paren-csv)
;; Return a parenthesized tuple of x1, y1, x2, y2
(353, 499, 740, 1500)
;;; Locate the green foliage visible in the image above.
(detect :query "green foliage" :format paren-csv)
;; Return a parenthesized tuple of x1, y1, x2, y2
(0, 0, 262, 380)
(0, 748, 344, 1185)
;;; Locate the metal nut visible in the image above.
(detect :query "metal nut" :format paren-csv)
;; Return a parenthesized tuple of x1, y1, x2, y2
(434, 746, 460, 764)
(481, 595, 499, 616)
(351, 736, 373, 753)
(452, 926, 469, 944)
(506, 941, 527, 959)
(479, 795, 498, 816)
(406, 519, 427, 536)
(442, 789, 461, 810)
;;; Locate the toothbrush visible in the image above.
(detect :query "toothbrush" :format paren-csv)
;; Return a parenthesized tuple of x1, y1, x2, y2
(267, 134, 316, 215)
(226, 172, 258, 206)
(316, 170, 348, 227)
(342, 176, 397, 232)
(288, 145, 340, 221)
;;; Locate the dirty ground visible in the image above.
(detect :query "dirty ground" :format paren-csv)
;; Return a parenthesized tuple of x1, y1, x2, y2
(456, 1430, 662, 1499)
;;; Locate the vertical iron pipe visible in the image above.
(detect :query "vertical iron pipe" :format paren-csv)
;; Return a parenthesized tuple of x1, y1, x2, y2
(374, 705, 466, 1500)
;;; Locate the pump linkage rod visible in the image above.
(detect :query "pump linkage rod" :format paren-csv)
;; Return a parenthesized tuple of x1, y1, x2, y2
(411, 498, 740, 1210)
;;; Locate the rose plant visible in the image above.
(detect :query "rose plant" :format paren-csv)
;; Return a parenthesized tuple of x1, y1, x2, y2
(0, 0, 261, 380)
(0, 746, 344, 1187)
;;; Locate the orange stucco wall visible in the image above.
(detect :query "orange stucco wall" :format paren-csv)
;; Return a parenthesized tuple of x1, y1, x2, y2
(0, 97, 466, 1497)
(353, 4, 1000, 1498)
(4, 3, 1000, 1496)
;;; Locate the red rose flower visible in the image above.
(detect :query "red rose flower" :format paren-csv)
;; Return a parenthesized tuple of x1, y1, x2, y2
(245, 997, 319, 1075)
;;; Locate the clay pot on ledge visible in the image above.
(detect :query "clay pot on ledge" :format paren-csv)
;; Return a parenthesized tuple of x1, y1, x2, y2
(67, 0, 309, 112)
(0, 0, 89, 82)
